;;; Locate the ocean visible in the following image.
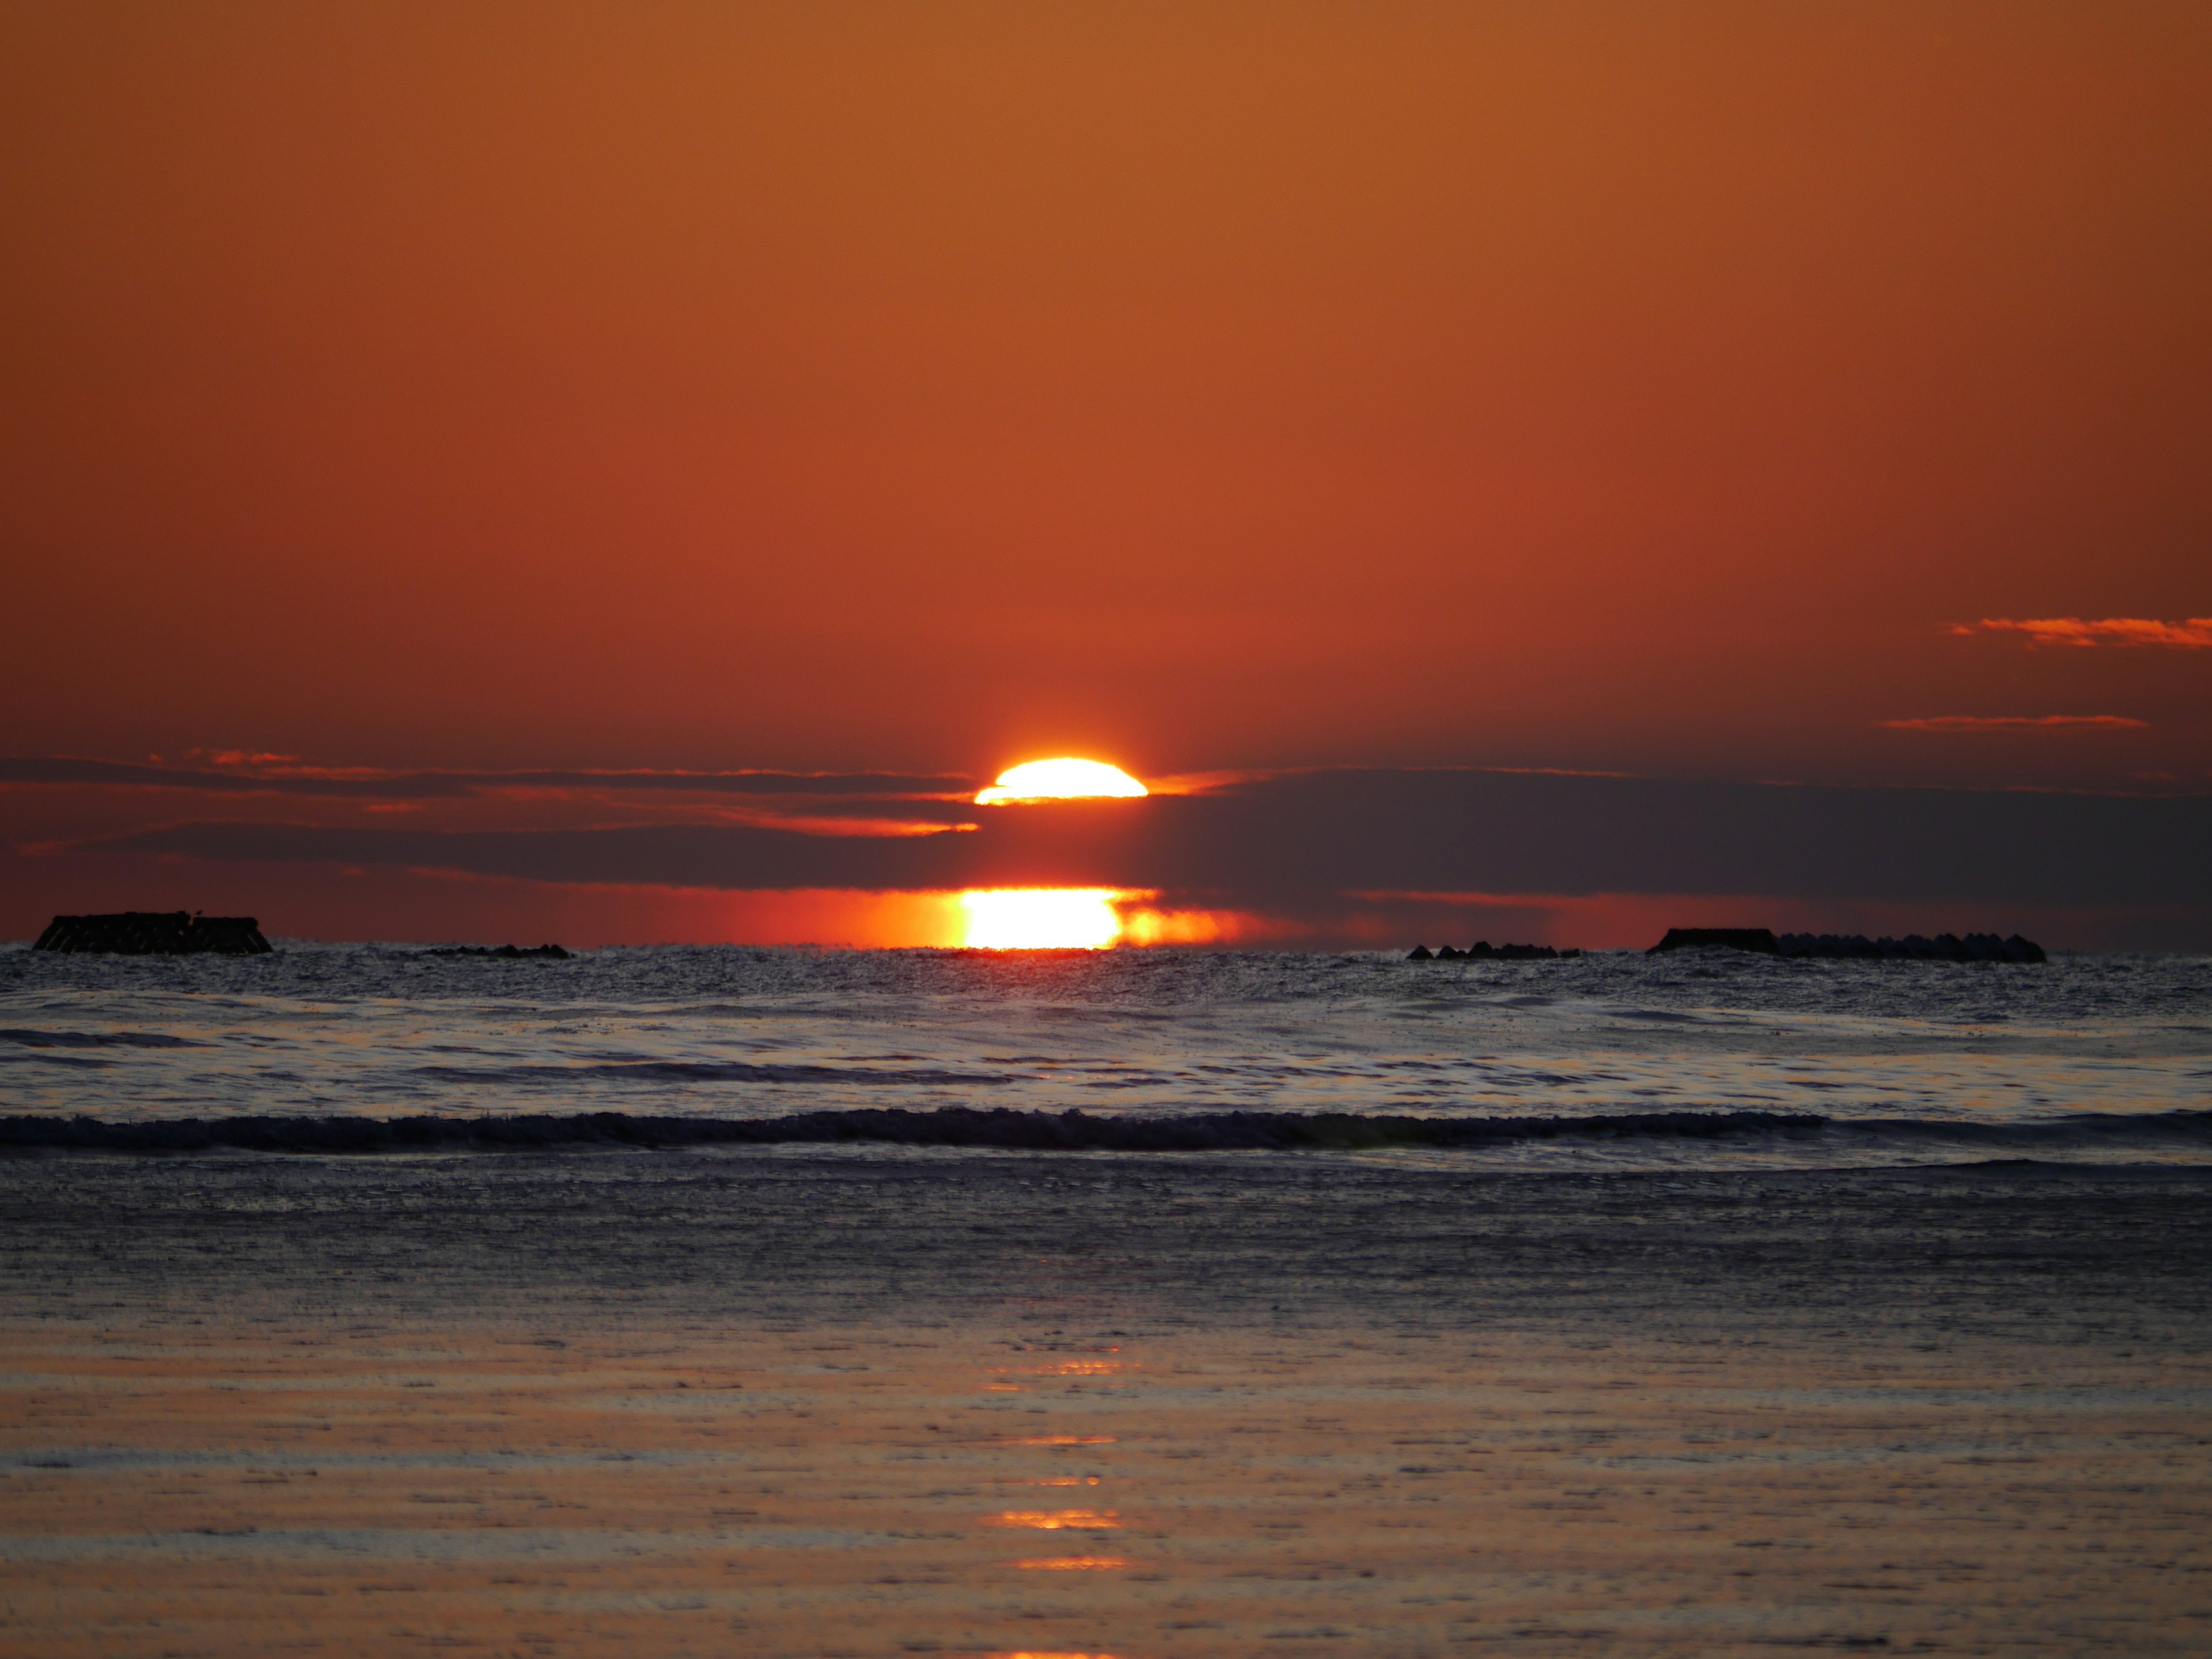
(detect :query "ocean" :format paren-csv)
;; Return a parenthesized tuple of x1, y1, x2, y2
(4, 942, 2209, 1161)
(5, 942, 2210, 1656)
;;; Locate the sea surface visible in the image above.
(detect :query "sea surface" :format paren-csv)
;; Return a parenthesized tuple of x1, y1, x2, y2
(7, 943, 2212, 1655)
(1, 941, 2206, 1166)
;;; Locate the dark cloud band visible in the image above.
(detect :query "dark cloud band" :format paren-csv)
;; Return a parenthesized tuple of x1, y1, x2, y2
(79, 768, 2212, 911)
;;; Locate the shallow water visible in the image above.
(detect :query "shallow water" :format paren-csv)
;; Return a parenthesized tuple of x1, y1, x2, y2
(4, 1151, 2210, 1657)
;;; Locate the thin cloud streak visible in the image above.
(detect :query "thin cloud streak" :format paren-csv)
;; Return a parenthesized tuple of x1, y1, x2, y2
(1881, 715, 2151, 732)
(1960, 618, 2212, 649)
(0, 757, 975, 801)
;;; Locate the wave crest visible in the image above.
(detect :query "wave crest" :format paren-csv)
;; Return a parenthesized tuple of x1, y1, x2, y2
(3, 1105, 2207, 1157)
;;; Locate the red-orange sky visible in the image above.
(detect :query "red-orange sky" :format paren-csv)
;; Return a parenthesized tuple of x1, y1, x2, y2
(3, 3, 2208, 946)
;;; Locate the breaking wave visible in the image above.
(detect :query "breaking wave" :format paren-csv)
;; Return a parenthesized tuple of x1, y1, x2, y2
(2, 1106, 2209, 1157)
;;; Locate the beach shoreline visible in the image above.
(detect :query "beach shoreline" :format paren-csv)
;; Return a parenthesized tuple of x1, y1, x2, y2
(5, 1150, 2209, 1656)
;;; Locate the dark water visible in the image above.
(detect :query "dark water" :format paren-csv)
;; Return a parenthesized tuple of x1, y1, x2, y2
(3, 943, 2208, 1169)
(8, 1149, 2210, 1354)
(9, 946, 2210, 1657)
(7, 939, 2209, 1339)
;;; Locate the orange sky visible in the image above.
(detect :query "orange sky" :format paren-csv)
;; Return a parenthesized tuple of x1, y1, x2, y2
(2, 3, 2208, 944)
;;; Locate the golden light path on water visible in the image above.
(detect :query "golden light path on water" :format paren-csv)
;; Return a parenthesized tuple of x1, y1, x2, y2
(993, 1510, 1123, 1530)
(1013, 1557, 1128, 1572)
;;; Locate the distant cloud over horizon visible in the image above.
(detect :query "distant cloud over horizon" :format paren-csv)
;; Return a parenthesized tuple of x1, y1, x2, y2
(9, 759, 2210, 950)
(1881, 715, 2152, 732)
(1959, 618, 2212, 649)
(37, 764, 2212, 897)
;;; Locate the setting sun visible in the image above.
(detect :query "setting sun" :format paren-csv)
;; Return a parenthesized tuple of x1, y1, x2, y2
(975, 759, 1148, 805)
(960, 889, 1124, 950)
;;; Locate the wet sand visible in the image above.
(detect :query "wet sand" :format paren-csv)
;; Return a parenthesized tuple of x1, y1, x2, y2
(3, 1151, 2210, 1656)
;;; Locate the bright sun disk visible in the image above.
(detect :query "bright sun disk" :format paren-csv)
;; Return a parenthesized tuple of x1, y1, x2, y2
(975, 757, 1147, 805)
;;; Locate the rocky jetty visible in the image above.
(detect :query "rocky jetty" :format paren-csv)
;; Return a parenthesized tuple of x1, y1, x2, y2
(1648, 927, 1780, 955)
(1647, 926, 2045, 963)
(422, 944, 573, 960)
(1777, 932, 2046, 963)
(1409, 941, 1580, 961)
(33, 912, 271, 955)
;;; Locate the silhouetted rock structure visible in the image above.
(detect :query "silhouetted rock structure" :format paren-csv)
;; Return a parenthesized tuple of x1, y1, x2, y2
(1648, 927, 1781, 955)
(1407, 941, 1579, 961)
(33, 912, 271, 955)
(1647, 926, 2045, 963)
(1778, 932, 2046, 963)
(423, 944, 573, 960)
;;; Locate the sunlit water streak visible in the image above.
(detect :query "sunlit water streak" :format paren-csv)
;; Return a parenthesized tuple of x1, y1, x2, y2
(1, 942, 2205, 1168)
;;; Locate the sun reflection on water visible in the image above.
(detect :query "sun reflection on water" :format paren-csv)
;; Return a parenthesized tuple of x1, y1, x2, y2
(990, 1509, 1122, 1530)
(991, 1358, 1125, 1381)
(1013, 1556, 1128, 1571)
(1002, 1434, 1116, 1446)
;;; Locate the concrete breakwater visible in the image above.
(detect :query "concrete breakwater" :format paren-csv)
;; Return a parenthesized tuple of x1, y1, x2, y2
(31, 912, 271, 955)
(1777, 931, 2046, 962)
(1406, 928, 2049, 963)
(421, 943, 573, 959)
(1647, 926, 2046, 963)
(1406, 942, 1577, 961)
